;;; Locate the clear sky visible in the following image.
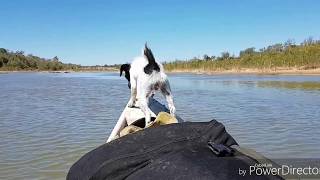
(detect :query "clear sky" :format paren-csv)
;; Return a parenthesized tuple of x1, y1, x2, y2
(0, 0, 319, 65)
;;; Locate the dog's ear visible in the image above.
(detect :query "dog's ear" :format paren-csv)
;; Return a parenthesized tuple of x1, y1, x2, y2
(120, 64, 130, 77)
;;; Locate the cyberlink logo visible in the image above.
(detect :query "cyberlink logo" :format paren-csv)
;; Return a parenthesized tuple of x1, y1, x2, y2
(238, 163, 320, 177)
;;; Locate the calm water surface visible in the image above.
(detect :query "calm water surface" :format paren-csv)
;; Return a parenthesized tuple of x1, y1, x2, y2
(0, 72, 320, 179)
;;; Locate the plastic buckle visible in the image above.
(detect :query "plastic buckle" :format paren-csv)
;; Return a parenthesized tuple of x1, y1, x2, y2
(207, 141, 234, 157)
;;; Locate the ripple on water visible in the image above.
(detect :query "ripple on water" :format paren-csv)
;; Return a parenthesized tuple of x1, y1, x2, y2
(0, 73, 320, 179)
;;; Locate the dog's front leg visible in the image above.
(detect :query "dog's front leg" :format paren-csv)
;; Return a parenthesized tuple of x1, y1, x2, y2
(139, 88, 152, 127)
(161, 80, 176, 116)
(166, 94, 175, 116)
(128, 78, 137, 107)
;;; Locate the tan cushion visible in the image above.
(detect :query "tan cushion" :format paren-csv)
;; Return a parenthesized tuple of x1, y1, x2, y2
(120, 125, 143, 137)
(147, 112, 178, 128)
(120, 112, 177, 137)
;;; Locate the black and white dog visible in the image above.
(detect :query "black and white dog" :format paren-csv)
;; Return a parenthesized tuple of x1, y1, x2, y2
(120, 44, 176, 126)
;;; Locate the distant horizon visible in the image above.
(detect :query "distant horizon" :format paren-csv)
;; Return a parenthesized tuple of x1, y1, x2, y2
(1, 0, 320, 66)
(1, 36, 318, 66)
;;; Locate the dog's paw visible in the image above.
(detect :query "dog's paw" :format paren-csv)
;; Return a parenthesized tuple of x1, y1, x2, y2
(169, 106, 176, 116)
(145, 119, 153, 127)
(127, 99, 135, 108)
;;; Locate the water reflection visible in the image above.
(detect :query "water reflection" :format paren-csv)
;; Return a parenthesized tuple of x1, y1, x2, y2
(258, 81, 320, 91)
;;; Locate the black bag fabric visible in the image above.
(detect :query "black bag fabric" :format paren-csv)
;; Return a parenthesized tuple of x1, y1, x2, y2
(67, 120, 282, 180)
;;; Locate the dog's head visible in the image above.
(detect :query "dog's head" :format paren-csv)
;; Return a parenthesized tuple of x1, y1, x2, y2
(120, 64, 131, 88)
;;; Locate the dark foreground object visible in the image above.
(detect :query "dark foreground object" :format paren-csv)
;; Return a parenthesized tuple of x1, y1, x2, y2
(67, 120, 282, 180)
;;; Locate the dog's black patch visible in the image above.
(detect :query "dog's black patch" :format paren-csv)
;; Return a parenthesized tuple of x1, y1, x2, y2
(131, 117, 156, 128)
(160, 86, 171, 96)
(120, 64, 131, 88)
(143, 44, 160, 75)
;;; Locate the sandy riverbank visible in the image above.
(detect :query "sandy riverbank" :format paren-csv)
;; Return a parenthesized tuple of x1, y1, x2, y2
(2, 67, 320, 75)
(167, 67, 320, 76)
(0, 70, 117, 74)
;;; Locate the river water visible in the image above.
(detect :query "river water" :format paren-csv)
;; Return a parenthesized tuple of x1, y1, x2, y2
(0, 72, 319, 179)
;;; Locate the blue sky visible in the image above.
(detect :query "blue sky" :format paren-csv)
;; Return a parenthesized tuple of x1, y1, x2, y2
(0, 0, 319, 65)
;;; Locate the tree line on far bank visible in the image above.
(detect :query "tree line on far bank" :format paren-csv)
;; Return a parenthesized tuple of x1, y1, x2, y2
(2, 37, 320, 72)
(164, 37, 320, 71)
(0, 48, 80, 71)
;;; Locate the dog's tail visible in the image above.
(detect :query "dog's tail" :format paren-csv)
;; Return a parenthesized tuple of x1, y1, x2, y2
(144, 43, 160, 74)
(144, 43, 156, 65)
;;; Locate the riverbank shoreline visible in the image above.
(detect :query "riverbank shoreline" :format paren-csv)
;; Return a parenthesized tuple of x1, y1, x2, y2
(166, 67, 320, 76)
(0, 70, 117, 74)
(1, 67, 320, 75)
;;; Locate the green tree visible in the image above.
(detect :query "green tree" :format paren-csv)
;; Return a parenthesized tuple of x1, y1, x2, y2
(163, 37, 320, 72)
(0, 48, 79, 70)
(221, 52, 230, 59)
(0, 56, 8, 64)
(240, 47, 255, 57)
(203, 54, 210, 60)
(52, 56, 59, 62)
(0, 48, 7, 54)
